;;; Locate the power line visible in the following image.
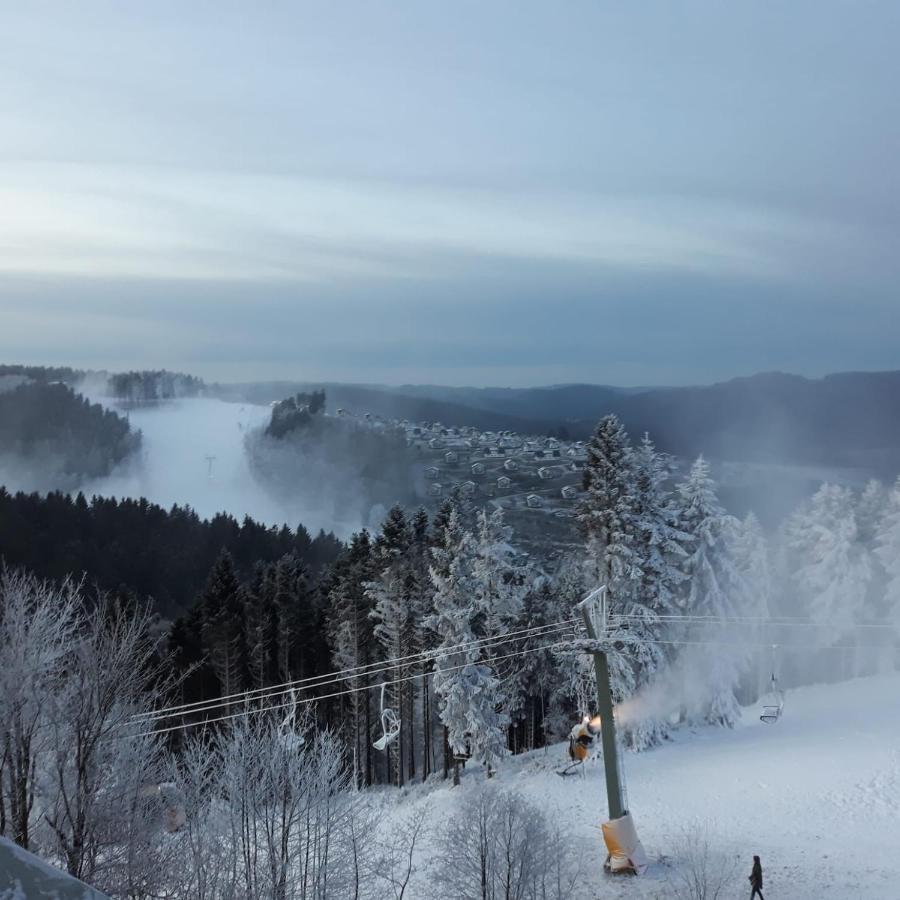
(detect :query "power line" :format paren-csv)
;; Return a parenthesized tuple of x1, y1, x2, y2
(131, 619, 579, 725)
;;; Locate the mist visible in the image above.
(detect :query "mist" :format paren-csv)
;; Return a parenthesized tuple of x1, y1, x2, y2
(76, 395, 364, 538)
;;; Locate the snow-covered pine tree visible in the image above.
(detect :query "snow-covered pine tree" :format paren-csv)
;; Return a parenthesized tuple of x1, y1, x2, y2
(199, 549, 249, 698)
(515, 578, 564, 751)
(731, 511, 774, 700)
(577, 415, 678, 733)
(623, 434, 690, 748)
(366, 504, 415, 786)
(409, 506, 434, 780)
(326, 530, 377, 786)
(548, 558, 597, 737)
(857, 479, 888, 548)
(787, 483, 872, 645)
(875, 476, 900, 640)
(676, 456, 753, 727)
(426, 509, 508, 777)
(469, 507, 530, 753)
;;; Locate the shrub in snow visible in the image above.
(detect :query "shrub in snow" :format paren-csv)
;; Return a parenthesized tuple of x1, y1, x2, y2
(431, 786, 584, 900)
(667, 820, 738, 900)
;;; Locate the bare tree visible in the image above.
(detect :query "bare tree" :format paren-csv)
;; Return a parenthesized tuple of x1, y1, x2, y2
(170, 709, 369, 900)
(431, 786, 583, 900)
(668, 821, 739, 900)
(0, 569, 80, 850)
(371, 804, 430, 900)
(41, 595, 171, 894)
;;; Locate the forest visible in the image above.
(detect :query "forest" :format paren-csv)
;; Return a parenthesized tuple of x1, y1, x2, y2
(0, 489, 342, 620)
(0, 381, 140, 486)
(107, 370, 206, 403)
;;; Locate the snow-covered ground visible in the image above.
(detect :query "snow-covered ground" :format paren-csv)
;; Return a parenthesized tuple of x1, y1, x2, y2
(389, 673, 900, 899)
(81, 397, 339, 531)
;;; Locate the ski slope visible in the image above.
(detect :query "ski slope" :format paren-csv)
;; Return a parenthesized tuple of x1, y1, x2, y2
(391, 672, 900, 899)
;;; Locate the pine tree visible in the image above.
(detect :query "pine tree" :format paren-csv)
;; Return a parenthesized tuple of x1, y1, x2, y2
(426, 509, 508, 777)
(619, 435, 690, 747)
(272, 553, 315, 681)
(677, 456, 752, 727)
(875, 476, 900, 637)
(470, 507, 528, 749)
(577, 416, 640, 699)
(326, 531, 377, 786)
(857, 479, 888, 548)
(410, 506, 436, 780)
(731, 511, 773, 700)
(548, 558, 597, 737)
(244, 562, 280, 690)
(787, 483, 872, 635)
(199, 549, 249, 699)
(577, 416, 678, 734)
(366, 505, 415, 786)
(515, 579, 563, 751)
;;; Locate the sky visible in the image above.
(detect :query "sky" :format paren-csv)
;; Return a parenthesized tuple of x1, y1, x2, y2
(1, 1, 898, 386)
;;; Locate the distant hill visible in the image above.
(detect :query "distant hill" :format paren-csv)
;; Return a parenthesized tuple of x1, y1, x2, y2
(216, 370, 900, 474)
(213, 381, 560, 436)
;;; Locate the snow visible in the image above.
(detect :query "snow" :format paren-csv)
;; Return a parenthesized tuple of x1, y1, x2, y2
(386, 672, 900, 899)
(0, 838, 108, 899)
(79, 396, 363, 535)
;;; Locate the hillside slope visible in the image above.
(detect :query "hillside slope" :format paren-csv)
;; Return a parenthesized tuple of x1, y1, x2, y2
(388, 672, 900, 899)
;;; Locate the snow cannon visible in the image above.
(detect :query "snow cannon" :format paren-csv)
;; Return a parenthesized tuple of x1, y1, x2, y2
(601, 812, 648, 875)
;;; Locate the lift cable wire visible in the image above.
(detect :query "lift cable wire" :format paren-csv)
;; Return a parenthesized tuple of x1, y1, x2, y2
(125, 636, 583, 740)
(609, 613, 896, 630)
(124, 631, 894, 740)
(130, 618, 579, 725)
(134, 611, 897, 727)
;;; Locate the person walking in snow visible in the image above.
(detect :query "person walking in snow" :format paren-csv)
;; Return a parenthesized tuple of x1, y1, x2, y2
(748, 855, 764, 899)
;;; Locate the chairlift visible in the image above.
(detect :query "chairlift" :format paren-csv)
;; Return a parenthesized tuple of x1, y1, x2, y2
(760, 645, 785, 724)
(373, 682, 400, 751)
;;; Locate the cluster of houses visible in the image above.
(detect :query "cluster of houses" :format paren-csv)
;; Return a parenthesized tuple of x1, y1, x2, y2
(410, 426, 586, 512)
(336, 408, 588, 518)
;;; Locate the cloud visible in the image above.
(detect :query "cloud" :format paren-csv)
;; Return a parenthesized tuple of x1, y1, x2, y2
(2, 1, 898, 383)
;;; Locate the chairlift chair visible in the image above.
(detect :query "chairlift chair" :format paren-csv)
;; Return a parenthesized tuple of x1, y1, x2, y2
(373, 682, 400, 751)
(760, 646, 785, 724)
(280, 689, 306, 750)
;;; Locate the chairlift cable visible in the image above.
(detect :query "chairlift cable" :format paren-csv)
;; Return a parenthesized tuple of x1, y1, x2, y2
(125, 637, 584, 740)
(608, 613, 896, 631)
(131, 619, 580, 725)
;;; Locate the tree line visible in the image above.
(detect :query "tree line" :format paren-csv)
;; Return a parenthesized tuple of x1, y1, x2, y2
(0, 489, 343, 620)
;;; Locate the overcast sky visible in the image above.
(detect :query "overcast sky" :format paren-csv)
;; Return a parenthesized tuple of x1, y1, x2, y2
(2, 1, 898, 386)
